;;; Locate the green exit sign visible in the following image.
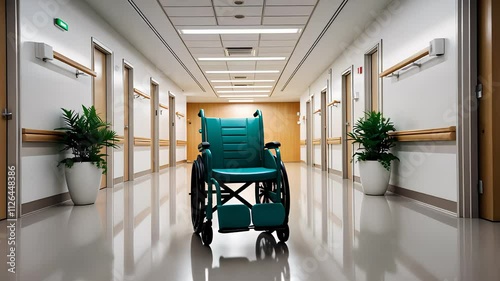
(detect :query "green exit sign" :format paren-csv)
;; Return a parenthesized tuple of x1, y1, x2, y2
(54, 18, 68, 31)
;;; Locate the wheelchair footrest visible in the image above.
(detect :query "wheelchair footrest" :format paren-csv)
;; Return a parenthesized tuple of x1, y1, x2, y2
(252, 203, 285, 227)
(217, 204, 251, 230)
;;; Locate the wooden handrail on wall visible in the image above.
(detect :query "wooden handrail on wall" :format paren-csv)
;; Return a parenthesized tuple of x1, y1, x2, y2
(22, 128, 63, 143)
(312, 138, 321, 145)
(175, 112, 185, 118)
(114, 136, 125, 145)
(300, 139, 306, 146)
(176, 140, 187, 146)
(327, 100, 341, 107)
(134, 137, 151, 146)
(380, 48, 430, 78)
(134, 88, 150, 99)
(327, 137, 341, 144)
(159, 139, 169, 147)
(389, 126, 456, 142)
(313, 109, 321, 114)
(53, 51, 97, 77)
(159, 103, 168, 110)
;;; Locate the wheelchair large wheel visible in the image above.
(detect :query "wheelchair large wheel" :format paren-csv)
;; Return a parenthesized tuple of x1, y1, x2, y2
(255, 159, 290, 219)
(191, 156, 206, 234)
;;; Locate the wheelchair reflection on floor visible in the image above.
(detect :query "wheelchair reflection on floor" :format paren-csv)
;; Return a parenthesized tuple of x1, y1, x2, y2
(190, 232, 290, 281)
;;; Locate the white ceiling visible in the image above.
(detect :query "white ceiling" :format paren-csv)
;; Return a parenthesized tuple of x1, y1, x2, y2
(84, 0, 392, 103)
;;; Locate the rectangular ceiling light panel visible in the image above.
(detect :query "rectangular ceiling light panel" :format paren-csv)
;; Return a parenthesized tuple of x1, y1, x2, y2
(180, 28, 301, 34)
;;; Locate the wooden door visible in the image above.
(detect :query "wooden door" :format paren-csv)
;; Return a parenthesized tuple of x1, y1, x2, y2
(123, 67, 130, 181)
(93, 48, 107, 189)
(371, 50, 379, 112)
(0, 0, 6, 220)
(479, 0, 500, 220)
(345, 73, 353, 180)
(187, 104, 201, 162)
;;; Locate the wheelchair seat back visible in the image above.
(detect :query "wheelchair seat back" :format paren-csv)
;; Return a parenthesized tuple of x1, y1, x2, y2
(205, 117, 264, 169)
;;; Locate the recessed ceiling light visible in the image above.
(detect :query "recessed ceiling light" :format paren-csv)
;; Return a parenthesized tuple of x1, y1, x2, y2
(206, 70, 280, 74)
(182, 29, 300, 35)
(214, 85, 273, 88)
(211, 79, 275, 83)
(198, 57, 286, 61)
(228, 99, 254, 103)
(219, 95, 269, 98)
(217, 90, 270, 93)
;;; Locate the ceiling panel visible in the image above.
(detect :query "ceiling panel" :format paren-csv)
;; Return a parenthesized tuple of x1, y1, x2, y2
(259, 40, 296, 47)
(206, 74, 232, 80)
(266, 0, 317, 5)
(263, 16, 309, 25)
(197, 61, 228, 67)
(189, 47, 225, 55)
(226, 61, 258, 67)
(215, 6, 263, 17)
(221, 34, 260, 41)
(256, 61, 286, 67)
(185, 40, 222, 48)
(227, 65, 257, 71)
(222, 40, 259, 48)
(260, 33, 300, 41)
(180, 34, 220, 41)
(213, 0, 264, 6)
(257, 46, 294, 54)
(217, 16, 262, 25)
(170, 16, 217, 26)
(164, 7, 215, 17)
(264, 6, 314, 16)
(160, 0, 212, 6)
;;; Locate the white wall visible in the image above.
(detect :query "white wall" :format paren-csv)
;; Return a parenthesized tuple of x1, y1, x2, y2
(20, 0, 188, 204)
(300, 0, 458, 202)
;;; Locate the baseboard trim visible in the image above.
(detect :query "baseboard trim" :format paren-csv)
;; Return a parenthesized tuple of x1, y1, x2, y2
(354, 176, 361, 183)
(22, 192, 71, 216)
(134, 169, 152, 179)
(328, 168, 342, 176)
(113, 177, 124, 185)
(160, 164, 169, 170)
(176, 160, 187, 164)
(388, 184, 457, 213)
(313, 163, 321, 169)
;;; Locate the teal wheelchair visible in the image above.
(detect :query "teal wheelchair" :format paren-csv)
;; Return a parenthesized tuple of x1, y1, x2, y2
(191, 109, 290, 246)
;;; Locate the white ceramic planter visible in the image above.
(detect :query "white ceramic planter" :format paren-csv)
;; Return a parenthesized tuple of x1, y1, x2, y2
(65, 162, 102, 205)
(359, 160, 391, 196)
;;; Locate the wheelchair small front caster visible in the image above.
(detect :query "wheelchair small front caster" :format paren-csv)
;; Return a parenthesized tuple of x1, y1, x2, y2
(202, 222, 213, 246)
(277, 225, 289, 242)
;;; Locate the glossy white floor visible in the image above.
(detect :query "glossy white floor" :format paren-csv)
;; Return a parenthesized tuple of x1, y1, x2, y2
(1, 163, 500, 281)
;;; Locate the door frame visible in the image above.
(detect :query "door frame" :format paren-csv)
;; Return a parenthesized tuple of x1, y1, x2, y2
(364, 41, 383, 112)
(341, 66, 354, 180)
(306, 100, 312, 166)
(320, 88, 327, 171)
(457, 0, 478, 218)
(123, 59, 134, 181)
(150, 78, 159, 173)
(168, 92, 176, 166)
(91, 38, 114, 188)
(5, 0, 19, 219)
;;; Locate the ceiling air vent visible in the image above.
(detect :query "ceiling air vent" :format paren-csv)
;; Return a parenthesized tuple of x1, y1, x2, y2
(234, 84, 252, 86)
(224, 47, 255, 57)
(234, 76, 247, 79)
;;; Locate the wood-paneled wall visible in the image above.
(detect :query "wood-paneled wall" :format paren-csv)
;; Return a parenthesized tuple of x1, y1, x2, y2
(187, 103, 300, 162)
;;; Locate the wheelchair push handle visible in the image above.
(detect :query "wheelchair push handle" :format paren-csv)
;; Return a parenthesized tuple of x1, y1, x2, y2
(253, 110, 262, 118)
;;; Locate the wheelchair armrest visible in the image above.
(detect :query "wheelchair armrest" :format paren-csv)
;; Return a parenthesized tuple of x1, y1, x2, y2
(198, 142, 210, 152)
(265, 141, 281, 149)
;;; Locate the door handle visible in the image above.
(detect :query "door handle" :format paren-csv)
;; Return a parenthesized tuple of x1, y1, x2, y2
(2, 108, 12, 120)
(345, 122, 350, 126)
(124, 125, 129, 129)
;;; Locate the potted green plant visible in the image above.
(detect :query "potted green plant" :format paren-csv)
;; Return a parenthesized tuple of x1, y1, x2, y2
(347, 111, 399, 195)
(56, 105, 118, 205)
